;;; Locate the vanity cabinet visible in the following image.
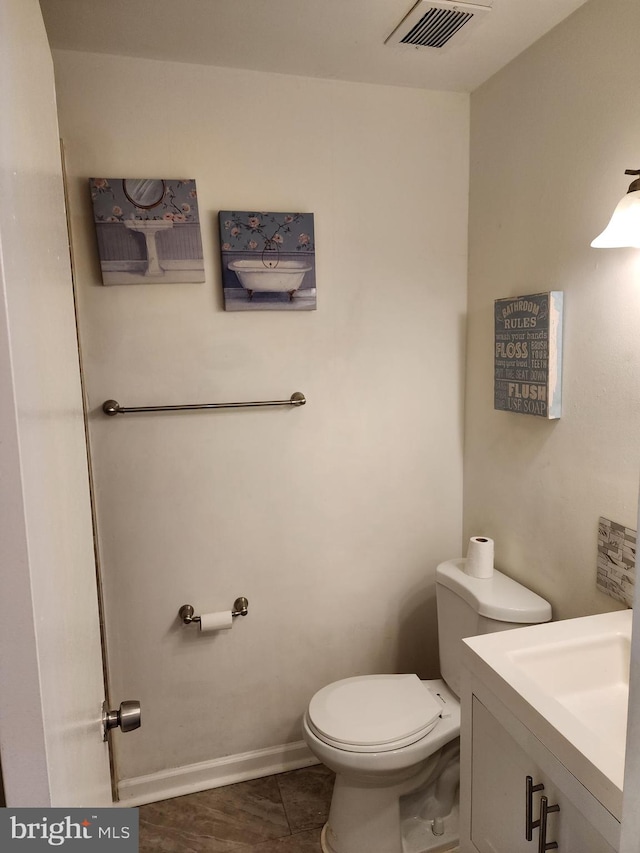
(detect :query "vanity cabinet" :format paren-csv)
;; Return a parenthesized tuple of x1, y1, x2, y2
(460, 676, 621, 853)
(469, 697, 616, 853)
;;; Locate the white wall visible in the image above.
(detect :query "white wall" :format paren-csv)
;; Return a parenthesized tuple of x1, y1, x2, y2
(0, 0, 111, 806)
(465, 0, 640, 620)
(52, 51, 469, 782)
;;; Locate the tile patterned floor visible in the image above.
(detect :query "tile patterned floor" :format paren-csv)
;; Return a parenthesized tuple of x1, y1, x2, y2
(138, 764, 334, 852)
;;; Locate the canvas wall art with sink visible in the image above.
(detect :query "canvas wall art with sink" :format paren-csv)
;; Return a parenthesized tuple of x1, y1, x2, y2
(89, 178, 205, 285)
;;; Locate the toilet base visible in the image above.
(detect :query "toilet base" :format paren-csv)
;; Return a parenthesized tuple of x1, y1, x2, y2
(320, 805, 459, 853)
(320, 824, 331, 853)
(318, 739, 460, 853)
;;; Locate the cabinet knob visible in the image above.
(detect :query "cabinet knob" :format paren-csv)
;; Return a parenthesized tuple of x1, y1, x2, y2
(538, 795, 560, 852)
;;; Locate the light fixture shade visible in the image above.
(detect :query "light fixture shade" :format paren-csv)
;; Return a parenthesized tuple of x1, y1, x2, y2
(591, 189, 640, 248)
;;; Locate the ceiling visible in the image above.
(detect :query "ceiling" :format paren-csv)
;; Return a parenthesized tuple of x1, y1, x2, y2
(39, 0, 589, 93)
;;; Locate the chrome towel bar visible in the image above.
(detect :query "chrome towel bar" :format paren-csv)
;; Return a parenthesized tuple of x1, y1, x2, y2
(102, 391, 306, 416)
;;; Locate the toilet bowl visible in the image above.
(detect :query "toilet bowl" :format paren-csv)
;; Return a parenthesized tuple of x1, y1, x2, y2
(302, 558, 553, 853)
(303, 677, 460, 853)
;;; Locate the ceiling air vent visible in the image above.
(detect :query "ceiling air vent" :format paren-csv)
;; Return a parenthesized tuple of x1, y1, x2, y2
(385, 0, 492, 50)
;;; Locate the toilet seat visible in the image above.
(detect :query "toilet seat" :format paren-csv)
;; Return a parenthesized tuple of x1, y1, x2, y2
(307, 674, 443, 753)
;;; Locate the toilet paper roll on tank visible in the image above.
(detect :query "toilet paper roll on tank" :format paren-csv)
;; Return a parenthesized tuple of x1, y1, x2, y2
(464, 536, 494, 579)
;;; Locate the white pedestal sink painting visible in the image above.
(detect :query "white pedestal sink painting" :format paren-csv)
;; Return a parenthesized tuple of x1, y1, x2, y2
(219, 211, 316, 310)
(89, 178, 205, 285)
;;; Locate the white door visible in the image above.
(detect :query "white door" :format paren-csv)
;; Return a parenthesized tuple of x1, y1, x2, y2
(0, 0, 113, 806)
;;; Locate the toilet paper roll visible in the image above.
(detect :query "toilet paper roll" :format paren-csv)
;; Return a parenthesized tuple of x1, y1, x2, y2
(199, 611, 233, 632)
(465, 536, 494, 579)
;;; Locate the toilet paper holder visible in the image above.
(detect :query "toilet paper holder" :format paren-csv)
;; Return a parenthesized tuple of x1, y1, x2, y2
(179, 597, 249, 625)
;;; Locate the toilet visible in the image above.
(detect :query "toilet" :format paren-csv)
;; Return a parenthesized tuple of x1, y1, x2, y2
(302, 558, 552, 853)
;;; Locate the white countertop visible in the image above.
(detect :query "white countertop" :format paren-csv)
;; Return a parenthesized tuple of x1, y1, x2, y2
(462, 609, 631, 820)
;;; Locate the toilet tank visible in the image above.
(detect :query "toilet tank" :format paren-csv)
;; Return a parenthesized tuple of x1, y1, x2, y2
(436, 558, 552, 697)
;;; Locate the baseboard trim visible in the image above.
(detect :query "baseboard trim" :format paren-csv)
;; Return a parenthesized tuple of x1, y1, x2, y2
(117, 741, 319, 807)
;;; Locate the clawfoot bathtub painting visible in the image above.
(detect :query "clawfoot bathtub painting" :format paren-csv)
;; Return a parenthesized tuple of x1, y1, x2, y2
(228, 259, 312, 301)
(219, 211, 316, 311)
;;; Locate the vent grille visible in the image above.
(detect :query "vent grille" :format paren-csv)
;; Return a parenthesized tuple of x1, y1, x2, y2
(401, 7, 474, 48)
(385, 1, 492, 51)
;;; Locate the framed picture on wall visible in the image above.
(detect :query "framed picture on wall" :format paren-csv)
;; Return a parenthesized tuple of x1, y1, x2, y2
(219, 211, 316, 311)
(494, 291, 564, 419)
(89, 178, 205, 285)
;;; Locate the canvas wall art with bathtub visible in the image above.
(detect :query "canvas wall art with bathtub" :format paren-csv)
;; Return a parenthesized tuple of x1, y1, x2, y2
(89, 178, 205, 285)
(219, 211, 316, 310)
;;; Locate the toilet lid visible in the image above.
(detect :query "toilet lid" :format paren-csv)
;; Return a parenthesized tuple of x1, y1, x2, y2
(308, 674, 442, 751)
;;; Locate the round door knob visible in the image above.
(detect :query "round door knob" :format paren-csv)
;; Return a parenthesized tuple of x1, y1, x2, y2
(102, 700, 141, 740)
(119, 700, 142, 733)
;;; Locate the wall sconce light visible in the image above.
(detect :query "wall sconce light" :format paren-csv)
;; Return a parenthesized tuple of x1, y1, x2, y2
(592, 169, 640, 248)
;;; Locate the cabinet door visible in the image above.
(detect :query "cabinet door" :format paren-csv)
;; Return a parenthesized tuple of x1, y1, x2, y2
(471, 697, 616, 853)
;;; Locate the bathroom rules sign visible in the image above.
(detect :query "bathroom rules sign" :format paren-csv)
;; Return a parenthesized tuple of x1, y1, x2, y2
(494, 291, 563, 419)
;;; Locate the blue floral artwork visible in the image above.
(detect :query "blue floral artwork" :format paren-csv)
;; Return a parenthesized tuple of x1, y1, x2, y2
(89, 178, 205, 285)
(219, 211, 316, 310)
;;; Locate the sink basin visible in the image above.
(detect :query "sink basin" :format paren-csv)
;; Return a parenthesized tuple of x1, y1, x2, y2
(508, 629, 630, 752)
(462, 608, 632, 819)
